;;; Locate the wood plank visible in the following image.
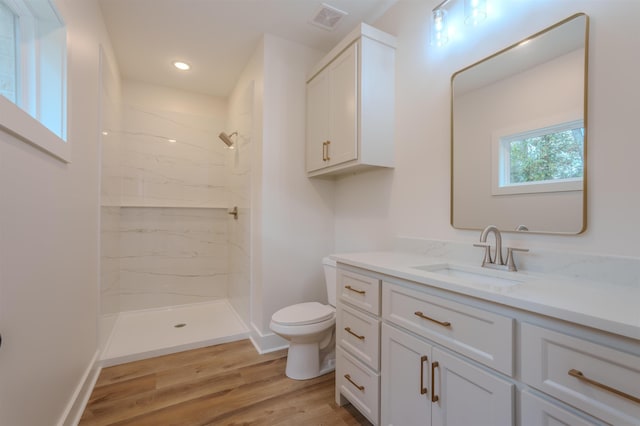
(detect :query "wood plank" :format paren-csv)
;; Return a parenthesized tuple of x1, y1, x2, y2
(80, 339, 371, 426)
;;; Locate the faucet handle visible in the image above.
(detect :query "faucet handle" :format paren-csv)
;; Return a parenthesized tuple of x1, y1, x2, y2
(505, 247, 529, 272)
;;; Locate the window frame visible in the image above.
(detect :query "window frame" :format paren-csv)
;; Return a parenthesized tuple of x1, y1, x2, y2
(491, 116, 584, 196)
(0, 0, 69, 163)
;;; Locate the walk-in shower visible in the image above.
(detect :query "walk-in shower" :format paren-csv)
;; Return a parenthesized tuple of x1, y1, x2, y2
(98, 58, 252, 365)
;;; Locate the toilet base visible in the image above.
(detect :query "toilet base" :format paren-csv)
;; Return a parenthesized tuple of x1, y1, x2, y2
(285, 342, 336, 380)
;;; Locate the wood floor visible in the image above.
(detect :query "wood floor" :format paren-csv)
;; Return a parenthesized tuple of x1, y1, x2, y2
(79, 340, 371, 426)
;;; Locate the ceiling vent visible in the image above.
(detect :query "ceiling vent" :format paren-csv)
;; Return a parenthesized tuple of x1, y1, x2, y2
(309, 3, 348, 31)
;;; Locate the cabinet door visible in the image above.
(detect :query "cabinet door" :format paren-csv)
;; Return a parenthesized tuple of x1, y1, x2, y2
(381, 323, 432, 426)
(306, 70, 329, 172)
(327, 42, 358, 167)
(431, 347, 514, 426)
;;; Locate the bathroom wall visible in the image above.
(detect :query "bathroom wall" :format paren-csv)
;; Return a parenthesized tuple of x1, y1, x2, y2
(335, 0, 640, 259)
(228, 34, 335, 351)
(258, 34, 335, 345)
(0, 0, 115, 424)
(115, 81, 230, 311)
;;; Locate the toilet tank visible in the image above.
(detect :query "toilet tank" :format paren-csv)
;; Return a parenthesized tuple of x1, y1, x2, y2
(322, 257, 337, 307)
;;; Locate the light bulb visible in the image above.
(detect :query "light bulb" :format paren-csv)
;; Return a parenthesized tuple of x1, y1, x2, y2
(465, 0, 487, 26)
(431, 8, 449, 47)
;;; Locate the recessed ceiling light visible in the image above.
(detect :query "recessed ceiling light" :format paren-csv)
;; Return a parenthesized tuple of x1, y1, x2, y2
(168, 138, 177, 143)
(173, 61, 191, 71)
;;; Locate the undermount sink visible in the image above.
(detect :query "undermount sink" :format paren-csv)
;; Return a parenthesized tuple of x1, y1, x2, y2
(412, 263, 525, 289)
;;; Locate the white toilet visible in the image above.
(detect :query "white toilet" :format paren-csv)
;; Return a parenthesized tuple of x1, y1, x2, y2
(270, 257, 337, 380)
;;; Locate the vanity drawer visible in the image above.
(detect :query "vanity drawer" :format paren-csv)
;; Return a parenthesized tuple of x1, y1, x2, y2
(382, 281, 513, 375)
(521, 323, 640, 426)
(520, 390, 606, 426)
(336, 347, 380, 425)
(339, 270, 381, 315)
(337, 303, 381, 370)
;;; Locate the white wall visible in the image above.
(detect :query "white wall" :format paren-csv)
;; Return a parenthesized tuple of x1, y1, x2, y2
(231, 34, 335, 350)
(336, 0, 640, 258)
(258, 34, 335, 338)
(0, 0, 115, 424)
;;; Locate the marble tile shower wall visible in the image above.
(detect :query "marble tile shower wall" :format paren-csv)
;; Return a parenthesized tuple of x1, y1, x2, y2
(119, 207, 229, 311)
(111, 89, 231, 312)
(120, 102, 227, 207)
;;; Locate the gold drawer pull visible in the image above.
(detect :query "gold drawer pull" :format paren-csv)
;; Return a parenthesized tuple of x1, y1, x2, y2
(344, 374, 365, 392)
(431, 361, 440, 403)
(345, 285, 366, 295)
(568, 369, 640, 404)
(344, 327, 365, 340)
(420, 355, 428, 395)
(414, 311, 451, 327)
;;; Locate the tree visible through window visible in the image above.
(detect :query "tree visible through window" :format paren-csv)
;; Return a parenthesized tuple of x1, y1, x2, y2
(501, 120, 584, 187)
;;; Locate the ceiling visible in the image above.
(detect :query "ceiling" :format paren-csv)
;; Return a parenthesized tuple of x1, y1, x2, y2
(98, 0, 396, 98)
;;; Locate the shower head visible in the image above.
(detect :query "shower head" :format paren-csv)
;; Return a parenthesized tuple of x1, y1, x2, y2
(218, 131, 237, 149)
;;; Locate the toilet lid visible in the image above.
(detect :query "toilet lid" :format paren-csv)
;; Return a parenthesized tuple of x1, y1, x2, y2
(272, 302, 335, 326)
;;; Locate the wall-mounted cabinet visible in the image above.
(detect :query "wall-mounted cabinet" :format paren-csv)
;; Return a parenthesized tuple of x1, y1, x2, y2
(306, 24, 396, 178)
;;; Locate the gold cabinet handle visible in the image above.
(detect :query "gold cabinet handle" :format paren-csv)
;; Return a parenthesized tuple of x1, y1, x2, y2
(420, 355, 428, 395)
(431, 361, 440, 403)
(568, 369, 640, 404)
(325, 140, 331, 161)
(322, 141, 327, 161)
(345, 285, 366, 295)
(414, 311, 451, 327)
(344, 327, 365, 340)
(344, 374, 365, 392)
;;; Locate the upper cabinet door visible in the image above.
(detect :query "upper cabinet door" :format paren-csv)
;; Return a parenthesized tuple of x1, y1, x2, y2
(327, 42, 358, 168)
(305, 24, 396, 177)
(306, 70, 330, 172)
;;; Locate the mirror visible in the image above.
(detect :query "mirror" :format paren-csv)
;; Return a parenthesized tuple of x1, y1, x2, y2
(451, 13, 589, 234)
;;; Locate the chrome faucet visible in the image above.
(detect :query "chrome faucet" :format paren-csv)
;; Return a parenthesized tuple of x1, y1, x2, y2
(474, 225, 529, 272)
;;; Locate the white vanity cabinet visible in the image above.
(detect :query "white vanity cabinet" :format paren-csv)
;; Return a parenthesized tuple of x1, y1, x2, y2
(335, 269, 382, 425)
(334, 261, 640, 426)
(380, 283, 514, 426)
(305, 23, 395, 177)
(521, 323, 640, 425)
(520, 390, 607, 426)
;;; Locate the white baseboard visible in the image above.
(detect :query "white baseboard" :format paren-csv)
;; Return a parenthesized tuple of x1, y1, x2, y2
(57, 350, 101, 426)
(249, 322, 288, 354)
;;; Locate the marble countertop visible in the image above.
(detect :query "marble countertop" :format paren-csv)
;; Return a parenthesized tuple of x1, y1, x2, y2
(331, 251, 640, 341)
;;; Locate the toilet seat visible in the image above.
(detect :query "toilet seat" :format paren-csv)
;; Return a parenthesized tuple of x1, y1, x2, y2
(271, 302, 335, 326)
